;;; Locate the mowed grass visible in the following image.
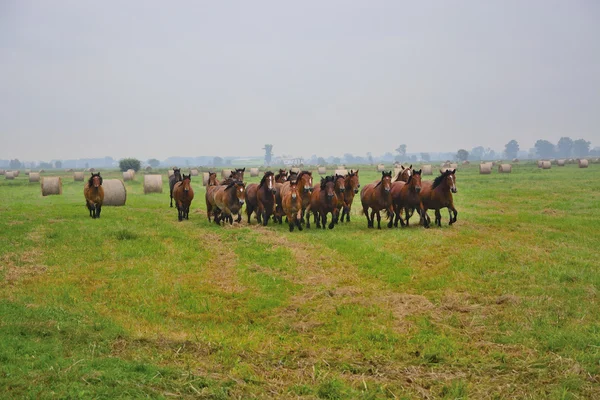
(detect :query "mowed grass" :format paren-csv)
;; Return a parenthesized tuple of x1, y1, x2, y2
(1, 163, 599, 399)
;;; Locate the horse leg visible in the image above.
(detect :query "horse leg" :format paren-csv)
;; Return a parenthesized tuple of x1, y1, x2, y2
(97, 204, 101, 219)
(386, 207, 394, 228)
(296, 215, 303, 231)
(449, 205, 458, 225)
(321, 212, 327, 230)
(375, 211, 382, 229)
(170, 193, 173, 208)
(435, 209, 442, 227)
(346, 205, 351, 222)
(328, 211, 335, 229)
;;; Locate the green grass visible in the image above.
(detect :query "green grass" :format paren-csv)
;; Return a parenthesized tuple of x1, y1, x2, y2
(1, 163, 599, 398)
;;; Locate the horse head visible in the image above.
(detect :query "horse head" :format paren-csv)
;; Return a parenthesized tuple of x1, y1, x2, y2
(346, 169, 360, 194)
(260, 171, 276, 193)
(334, 174, 345, 194)
(449, 169, 457, 193)
(234, 181, 246, 205)
(181, 174, 191, 193)
(275, 169, 287, 183)
(381, 171, 392, 193)
(397, 165, 412, 182)
(289, 180, 299, 201)
(207, 172, 219, 186)
(89, 172, 102, 188)
(321, 176, 336, 201)
(408, 169, 422, 193)
(298, 171, 313, 193)
(433, 169, 457, 193)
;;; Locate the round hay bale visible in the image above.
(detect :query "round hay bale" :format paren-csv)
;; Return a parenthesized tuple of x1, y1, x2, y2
(462, 160, 470, 165)
(41, 177, 62, 196)
(221, 169, 233, 179)
(127, 169, 135, 178)
(143, 175, 163, 194)
(318, 166, 327, 175)
(498, 164, 512, 173)
(557, 159, 566, 166)
(512, 158, 519, 163)
(168, 169, 174, 178)
(25, 169, 31, 176)
(66, 168, 74, 172)
(102, 179, 127, 206)
(190, 168, 199, 176)
(123, 171, 134, 181)
(334, 169, 348, 177)
(479, 163, 492, 174)
(578, 159, 589, 168)
(29, 172, 41, 182)
(0, 169, 4, 175)
(337, 165, 346, 169)
(422, 165, 433, 175)
(13, 170, 20, 177)
(250, 167, 259, 177)
(376, 163, 385, 172)
(5, 171, 15, 180)
(440, 167, 452, 174)
(450, 163, 458, 170)
(541, 161, 551, 169)
(537, 160, 544, 168)
(74, 172, 85, 181)
(202, 172, 209, 186)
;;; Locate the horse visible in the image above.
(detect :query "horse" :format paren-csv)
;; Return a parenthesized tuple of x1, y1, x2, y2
(169, 168, 182, 207)
(360, 171, 393, 229)
(281, 180, 303, 232)
(332, 174, 346, 224)
(172, 174, 194, 221)
(212, 180, 246, 225)
(245, 171, 276, 225)
(394, 164, 413, 183)
(277, 171, 313, 224)
(419, 169, 458, 228)
(274, 169, 288, 183)
(339, 169, 360, 222)
(306, 175, 338, 229)
(205, 172, 221, 223)
(84, 172, 104, 219)
(390, 169, 423, 227)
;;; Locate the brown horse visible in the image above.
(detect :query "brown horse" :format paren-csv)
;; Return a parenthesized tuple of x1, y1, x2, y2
(281, 180, 303, 232)
(277, 171, 313, 224)
(394, 164, 413, 183)
(212, 180, 246, 225)
(360, 171, 393, 229)
(274, 169, 288, 183)
(245, 171, 276, 225)
(84, 172, 104, 219)
(390, 169, 423, 227)
(306, 175, 338, 229)
(419, 169, 458, 228)
(173, 174, 194, 221)
(169, 168, 182, 207)
(339, 169, 360, 222)
(205, 172, 221, 223)
(332, 174, 346, 224)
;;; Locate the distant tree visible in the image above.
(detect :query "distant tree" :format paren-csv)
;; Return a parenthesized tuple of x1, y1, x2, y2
(366, 152, 373, 165)
(39, 162, 53, 169)
(332, 157, 341, 164)
(409, 155, 417, 162)
(420, 152, 430, 162)
(470, 146, 485, 160)
(147, 158, 160, 168)
(456, 149, 469, 162)
(213, 156, 223, 167)
(9, 159, 22, 169)
(483, 148, 496, 160)
(54, 160, 62, 169)
(572, 139, 591, 158)
(119, 158, 141, 172)
(263, 144, 273, 165)
(556, 137, 573, 158)
(85, 162, 89, 169)
(504, 140, 520, 159)
(344, 153, 356, 164)
(317, 157, 326, 165)
(395, 144, 407, 160)
(534, 140, 555, 159)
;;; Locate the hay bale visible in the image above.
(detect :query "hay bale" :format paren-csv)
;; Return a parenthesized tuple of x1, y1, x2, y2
(29, 172, 41, 182)
(568, 158, 575, 164)
(123, 170, 134, 181)
(439, 167, 452, 174)
(143, 175, 163, 194)
(422, 165, 433, 175)
(145, 166, 153, 172)
(541, 161, 551, 169)
(250, 168, 259, 177)
(557, 159, 566, 166)
(498, 164, 512, 173)
(318, 166, 327, 175)
(334, 169, 348, 176)
(190, 168, 199, 176)
(449, 163, 458, 170)
(74, 172, 85, 181)
(394, 167, 403, 179)
(479, 163, 492, 174)
(41, 177, 62, 196)
(0, 169, 4, 175)
(462, 160, 470, 165)
(512, 158, 519, 163)
(579, 159, 589, 168)
(168, 169, 174, 178)
(102, 179, 127, 206)
(39, 169, 45, 173)
(537, 160, 544, 168)
(25, 169, 31, 176)
(5, 171, 15, 180)
(202, 172, 209, 186)
(127, 169, 135, 178)
(290, 167, 301, 174)
(221, 169, 234, 179)
(377, 163, 385, 172)
(13, 170, 20, 177)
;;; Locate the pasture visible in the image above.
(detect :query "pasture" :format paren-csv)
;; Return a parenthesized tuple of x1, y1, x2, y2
(1, 163, 599, 399)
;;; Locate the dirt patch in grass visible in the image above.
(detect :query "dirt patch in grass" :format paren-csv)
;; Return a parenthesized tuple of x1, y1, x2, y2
(0, 250, 47, 284)
(199, 232, 243, 294)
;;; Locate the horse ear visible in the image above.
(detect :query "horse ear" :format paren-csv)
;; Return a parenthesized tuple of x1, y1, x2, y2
(452, 169, 456, 174)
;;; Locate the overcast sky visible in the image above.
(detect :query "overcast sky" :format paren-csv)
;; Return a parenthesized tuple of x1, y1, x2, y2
(1, 0, 599, 161)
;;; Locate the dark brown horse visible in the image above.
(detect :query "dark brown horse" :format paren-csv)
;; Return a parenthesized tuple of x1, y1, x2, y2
(84, 172, 104, 218)
(332, 174, 346, 224)
(339, 169, 360, 222)
(360, 171, 393, 229)
(274, 169, 288, 183)
(212, 180, 246, 225)
(245, 171, 276, 225)
(169, 168, 182, 207)
(281, 180, 303, 232)
(205, 172, 221, 223)
(419, 169, 458, 228)
(173, 174, 194, 221)
(306, 175, 338, 229)
(394, 164, 413, 183)
(390, 169, 423, 227)
(277, 171, 313, 224)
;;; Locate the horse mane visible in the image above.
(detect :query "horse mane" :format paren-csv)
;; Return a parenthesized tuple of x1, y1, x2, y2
(259, 171, 273, 188)
(432, 169, 454, 189)
(297, 171, 312, 180)
(320, 175, 334, 190)
(225, 180, 243, 191)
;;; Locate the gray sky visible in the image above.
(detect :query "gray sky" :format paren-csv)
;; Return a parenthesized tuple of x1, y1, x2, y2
(1, 0, 599, 161)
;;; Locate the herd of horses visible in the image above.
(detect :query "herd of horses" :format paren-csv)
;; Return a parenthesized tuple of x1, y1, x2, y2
(83, 165, 458, 230)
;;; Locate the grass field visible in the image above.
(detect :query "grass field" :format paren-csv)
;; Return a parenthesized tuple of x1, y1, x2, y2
(1, 163, 599, 399)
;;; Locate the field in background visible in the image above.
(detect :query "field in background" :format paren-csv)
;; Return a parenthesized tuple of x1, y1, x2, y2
(1, 163, 599, 399)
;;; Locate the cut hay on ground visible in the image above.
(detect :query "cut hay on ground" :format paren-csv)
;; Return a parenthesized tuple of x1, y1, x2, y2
(541, 161, 551, 169)
(557, 159, 566, 166)
(143, 175, 163, 194)
(102, 179, 127, 206)
(41, 177, 62, 196)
